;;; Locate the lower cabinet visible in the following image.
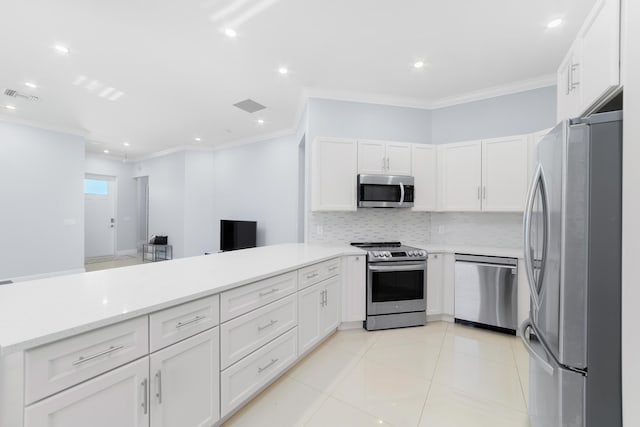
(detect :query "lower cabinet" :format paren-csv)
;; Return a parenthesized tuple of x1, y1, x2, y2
(298, 276, 341, 355)
(341, 255, 366, 322)
(426, 253, 444, 316)
(149, 328, 220, 427)
(24, 357, 150, 427)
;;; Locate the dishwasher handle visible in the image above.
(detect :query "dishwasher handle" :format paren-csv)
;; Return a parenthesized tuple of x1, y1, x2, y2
(455, 261, 517, 272)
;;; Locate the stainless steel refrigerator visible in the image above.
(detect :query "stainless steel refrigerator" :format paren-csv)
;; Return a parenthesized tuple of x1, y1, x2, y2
(520, 111, 622, 427)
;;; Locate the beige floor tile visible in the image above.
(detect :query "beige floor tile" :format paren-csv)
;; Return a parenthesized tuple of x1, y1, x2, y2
(440, 331, 516, 366)
(222, 376, 328, 427)
(319, 328, 379, 356)
(331, 358, 430, 427)
(288, 342, 363, 393)
(363, 340, 441, 380)
(304, 397, 395, 427)
(370, 324, 446, 348)
(512, 339, 530, 407)
(419, 382, 530, 427)
(433, 349, 527, 412)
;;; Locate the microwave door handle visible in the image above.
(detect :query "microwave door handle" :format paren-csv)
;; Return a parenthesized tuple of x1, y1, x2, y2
(399, 182, 405, 205)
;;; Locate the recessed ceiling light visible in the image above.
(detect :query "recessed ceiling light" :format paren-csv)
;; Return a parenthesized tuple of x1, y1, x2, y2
(24, 82, 38, 89)
(103, 149, 110, 154)
(123, 142, 130, 147)
(194, 137, 202, 142)
(547, 18, 563, 29)
(257, 119, 265, 124)
(5, 105, 16, 110)
(278, 67, 289, 75)
(54, 44, 70, 54)
(413, 60, 425, 69)
(224, 28, 237, 38)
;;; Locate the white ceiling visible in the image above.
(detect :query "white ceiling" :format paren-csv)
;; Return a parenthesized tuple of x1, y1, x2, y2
(0, 0, 596, 158)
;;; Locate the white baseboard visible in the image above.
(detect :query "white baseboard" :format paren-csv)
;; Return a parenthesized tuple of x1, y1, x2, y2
(116, 249, 138, 256)
(7, 268, 86, 283)
(338, 321, 364, 330)
(427, 313, 454, 323)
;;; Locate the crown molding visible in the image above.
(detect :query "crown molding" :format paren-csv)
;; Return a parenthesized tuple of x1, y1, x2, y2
(210, 127, 297, 151)
(303, 87, 433, 110)
(0, 114, 89, 138)
(429, 74, 557, 109)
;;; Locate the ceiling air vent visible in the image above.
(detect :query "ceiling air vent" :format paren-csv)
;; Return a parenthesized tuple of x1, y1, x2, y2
(4, 88, 39, 102)
(233, 98, 266, 113)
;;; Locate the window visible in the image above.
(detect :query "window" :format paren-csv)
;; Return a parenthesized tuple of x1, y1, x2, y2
(84, 179, 108, 195)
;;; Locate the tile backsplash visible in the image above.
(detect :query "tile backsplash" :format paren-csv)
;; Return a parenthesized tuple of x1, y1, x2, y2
(307, 210, 523, 249)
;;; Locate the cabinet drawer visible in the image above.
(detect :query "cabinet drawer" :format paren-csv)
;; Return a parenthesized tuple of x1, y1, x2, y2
(298, 258, 341, 290)
(150, 294, 219, 352)
(220, 328, 297, 417)
(220, 272, 297, 322)
(220, 295, 297, 369)
(25, 316, 148, 405)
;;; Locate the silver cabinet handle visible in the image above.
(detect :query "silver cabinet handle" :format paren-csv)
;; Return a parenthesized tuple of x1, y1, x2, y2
(319, 291, 324, 306)
(570, 63, 580, 91)
(381, 157, 386, 170)
(477, 186, 481, 200)
(72, 345, 124, 366)
(328, 266, 338, 272)
(306, 272, 319, 280)
(259, 288, 279, 297)
(258, 358, 279, 373)
(324, 289, 328, 306)
(386, 157, 390, 170)
(482, 186, 486, 200)
(141, 378, 148, 414)
(155, 370, 162, 404)
(176, 315, 205, 329)
(257, 319, 278, 331)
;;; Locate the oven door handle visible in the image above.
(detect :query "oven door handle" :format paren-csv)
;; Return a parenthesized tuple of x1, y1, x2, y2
(369, 264, 425, 272)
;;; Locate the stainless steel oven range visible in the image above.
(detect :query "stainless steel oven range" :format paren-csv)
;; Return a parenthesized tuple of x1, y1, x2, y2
(351, 242, 428, 330)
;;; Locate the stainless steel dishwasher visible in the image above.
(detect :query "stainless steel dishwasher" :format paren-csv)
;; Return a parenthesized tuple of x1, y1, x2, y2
(454, 254, 518, 334)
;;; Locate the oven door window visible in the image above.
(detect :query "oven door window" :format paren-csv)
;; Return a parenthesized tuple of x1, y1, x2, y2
(360, 184, 401, 202)
(371, 268, 424, 302)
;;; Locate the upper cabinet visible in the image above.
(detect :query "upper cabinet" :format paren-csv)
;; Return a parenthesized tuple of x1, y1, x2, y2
(411, 144, 438, 211)
(557, 0, 621, 122)
(439, 141, 482, 211)
(311, 137, 358, 211)
(439, 136, 529, 212)
(358, 140, 411, 176)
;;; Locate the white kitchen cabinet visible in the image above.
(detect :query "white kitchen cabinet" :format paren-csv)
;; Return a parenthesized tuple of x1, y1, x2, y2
(411, 144, 438, 211)
(149, 328, 219, 427)
(358, 140, 411, 176)
(426, 253, 444, 317)
(557, 0, 621, 122)
(441, 253, 456, 318)
(311, 137, 358, 211)
(298, 276, 341, 355)
(341, 255, 366, 323)
(481, 135, 529, 212)
(528, 129, 551, 180)
(24, 358, 149, 427)
(439, 141, 482, 211)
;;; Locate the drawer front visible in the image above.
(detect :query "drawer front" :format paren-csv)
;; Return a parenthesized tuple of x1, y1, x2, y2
(298, 258, 341, 290)
(25, 316, 148, 405)
(220, 328, 297, 417)
(220, 294, 297, 369)
(220, 272, 297, 322)
(150, 294, 219, 352)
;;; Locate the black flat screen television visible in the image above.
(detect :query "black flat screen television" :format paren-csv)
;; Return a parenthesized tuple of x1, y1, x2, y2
(220, 220, 257, 251)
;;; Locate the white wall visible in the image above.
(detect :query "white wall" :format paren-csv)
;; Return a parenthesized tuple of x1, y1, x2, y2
(621, 0, 639, 423)
(85, 155, 138, 254)
(0, 121, 85, 280)
(134, 152, 187, 258)
(212, 134, 299, 251)
(184, 151, 215, 256)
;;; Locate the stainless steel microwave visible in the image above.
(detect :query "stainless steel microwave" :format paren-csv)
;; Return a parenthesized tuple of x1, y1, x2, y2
(358, 174, 415, 208)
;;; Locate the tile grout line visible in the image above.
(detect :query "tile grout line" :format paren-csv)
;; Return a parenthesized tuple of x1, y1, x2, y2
(511, 338, 530, 412)
(415, 322, 450, 426)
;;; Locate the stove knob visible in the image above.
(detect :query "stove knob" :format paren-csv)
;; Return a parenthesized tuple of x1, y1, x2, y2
(421, 251, 427, 257)
(385, 251, 391, 257)
(373, 251, 379, 257)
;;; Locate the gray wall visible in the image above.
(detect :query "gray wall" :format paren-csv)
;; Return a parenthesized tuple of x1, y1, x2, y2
(431, 86, 557, 143)
(307, 98, 433, 144)
(85, 155, 138, 254)
(0, 121, 85, 280)
(212, 134, 299, 252)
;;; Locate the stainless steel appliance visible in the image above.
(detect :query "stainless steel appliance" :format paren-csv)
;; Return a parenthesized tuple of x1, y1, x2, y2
(520, 111, 622, 426)
(454, 254, 518, 334)
(351, 242, 427, 330)
(358, 175, 414, 208)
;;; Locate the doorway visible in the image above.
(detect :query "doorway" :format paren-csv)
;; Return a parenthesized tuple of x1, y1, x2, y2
(84, 174, 117, 259)
(136, 176, 149, 251)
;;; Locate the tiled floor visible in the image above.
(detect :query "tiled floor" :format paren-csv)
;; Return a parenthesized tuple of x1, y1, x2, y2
(84, 254, 143, 272)
(223, 322, 531, 427)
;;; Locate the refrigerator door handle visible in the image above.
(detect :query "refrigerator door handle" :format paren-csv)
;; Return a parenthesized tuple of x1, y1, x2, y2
(519, 319, 555, 376)
(523, 165, 542, 310)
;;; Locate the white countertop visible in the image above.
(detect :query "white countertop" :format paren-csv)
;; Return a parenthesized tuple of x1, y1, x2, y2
(0, 244, 364, 355)
(408, 243, 524, 259)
